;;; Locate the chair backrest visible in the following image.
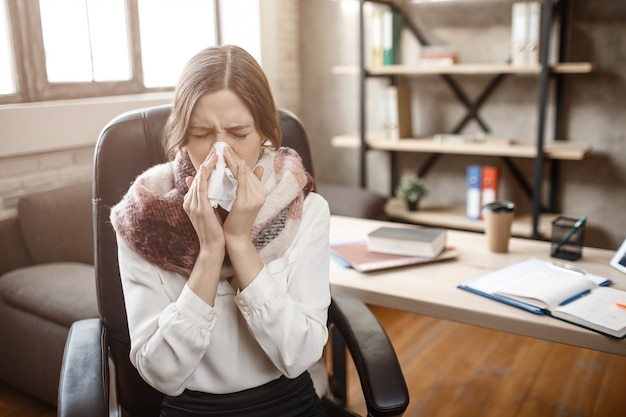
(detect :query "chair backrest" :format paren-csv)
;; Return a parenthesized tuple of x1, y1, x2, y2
(93, 105, 316, 417)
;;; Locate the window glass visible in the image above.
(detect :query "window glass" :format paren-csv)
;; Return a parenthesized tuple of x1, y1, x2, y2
(220, 0, 262, 65)
(138, 0, 217, 88)
(39, 0, 131, 83)
(84, 0, 131, 81)
(0, 0, 16, 94)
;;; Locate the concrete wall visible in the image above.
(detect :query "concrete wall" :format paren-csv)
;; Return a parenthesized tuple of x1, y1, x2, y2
(300, 0, 626, 250)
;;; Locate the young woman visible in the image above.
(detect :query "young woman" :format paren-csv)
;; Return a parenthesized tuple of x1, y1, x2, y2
(111, 45, 330, 416)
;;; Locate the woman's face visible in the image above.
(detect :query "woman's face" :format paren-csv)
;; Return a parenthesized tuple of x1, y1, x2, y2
(186, 89, 262, 170)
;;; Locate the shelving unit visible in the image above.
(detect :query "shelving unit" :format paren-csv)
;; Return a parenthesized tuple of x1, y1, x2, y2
(339, 0, 594, 239)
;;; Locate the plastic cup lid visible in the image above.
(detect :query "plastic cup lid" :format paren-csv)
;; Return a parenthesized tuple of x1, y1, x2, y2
(484, 201, 515, 213)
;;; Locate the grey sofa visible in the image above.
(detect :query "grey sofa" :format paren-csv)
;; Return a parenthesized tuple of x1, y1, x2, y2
(0, 181, 98, 406)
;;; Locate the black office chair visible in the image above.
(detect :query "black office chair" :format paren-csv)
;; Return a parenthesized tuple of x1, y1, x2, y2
(57, 105, 409, 417)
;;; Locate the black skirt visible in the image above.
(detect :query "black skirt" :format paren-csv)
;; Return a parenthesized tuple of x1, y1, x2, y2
(160, 371, 328, 417)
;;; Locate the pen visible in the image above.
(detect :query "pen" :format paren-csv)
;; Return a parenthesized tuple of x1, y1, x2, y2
(615, 301, 626, 309)
(559, 289, 591, 306)
(551, 215, 587, 257)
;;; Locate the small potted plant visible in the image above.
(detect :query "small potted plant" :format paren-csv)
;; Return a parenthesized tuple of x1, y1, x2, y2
(395, 174, 428, 211)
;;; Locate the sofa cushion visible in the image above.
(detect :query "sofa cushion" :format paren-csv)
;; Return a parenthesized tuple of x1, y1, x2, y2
(0, 263, 98, 327)
(18, 182, 93, 265)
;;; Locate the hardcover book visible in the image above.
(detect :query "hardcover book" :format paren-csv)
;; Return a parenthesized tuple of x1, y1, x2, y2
(480, 165, 499, 215)
(367, 226, 446, 258)
(466, 165, 482, 220)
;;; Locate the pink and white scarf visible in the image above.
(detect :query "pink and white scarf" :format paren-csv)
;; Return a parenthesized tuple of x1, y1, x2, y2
(111, 147, 314, 279)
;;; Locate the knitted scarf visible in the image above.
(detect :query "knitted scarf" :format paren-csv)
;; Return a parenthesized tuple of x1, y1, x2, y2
(110, 147, 314, 279)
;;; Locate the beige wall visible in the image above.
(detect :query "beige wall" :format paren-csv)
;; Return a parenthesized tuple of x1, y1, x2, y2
(300, 0, 626, 250)
(0, 1, 300, 219)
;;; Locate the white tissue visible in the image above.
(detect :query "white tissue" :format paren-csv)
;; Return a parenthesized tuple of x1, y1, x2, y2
(207, 142, 237, 211)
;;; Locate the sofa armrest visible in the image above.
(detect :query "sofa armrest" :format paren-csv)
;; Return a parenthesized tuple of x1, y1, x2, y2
(58, 318, 108, 417)
(328, 293, 409, 417)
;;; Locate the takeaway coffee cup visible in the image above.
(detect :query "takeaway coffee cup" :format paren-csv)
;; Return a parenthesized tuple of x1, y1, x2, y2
(483, 201, 516, 253)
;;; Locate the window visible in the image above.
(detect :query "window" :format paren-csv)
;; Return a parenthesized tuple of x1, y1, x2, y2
(0, 1, 15, 95)
(137, 0, 217, 88)
(0, 0, 261, 104)
(219, 0, 261, 62)
(39, 0, 132, 83)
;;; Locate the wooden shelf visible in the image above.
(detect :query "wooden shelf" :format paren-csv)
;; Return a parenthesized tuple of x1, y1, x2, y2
(332, 135, 592, 161)
(331, 62, 595, 76)
(384, 198, 558, 239)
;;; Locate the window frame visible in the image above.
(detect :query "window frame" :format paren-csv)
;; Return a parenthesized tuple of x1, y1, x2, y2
(2, 0, 203, 105)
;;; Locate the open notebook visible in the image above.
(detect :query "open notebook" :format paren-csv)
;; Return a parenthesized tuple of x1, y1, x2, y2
(458, 257, 626, 338)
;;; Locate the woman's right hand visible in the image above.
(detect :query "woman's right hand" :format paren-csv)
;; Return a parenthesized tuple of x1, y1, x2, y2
(183, 150, 226, 253)
(183, 150, 227, 306)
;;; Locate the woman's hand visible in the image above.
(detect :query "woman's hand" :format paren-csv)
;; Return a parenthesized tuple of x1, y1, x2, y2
(183, 150, 225, 252)
(222, 146, 266, 241)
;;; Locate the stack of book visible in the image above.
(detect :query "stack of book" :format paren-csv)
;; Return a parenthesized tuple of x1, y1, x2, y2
(331, 226, 457, 272)
(367, 226, 446, 258)
(419, 45, 457, 66)
(371, 9, 403, 66)
(511, 1, 541, 66)
(380, 85, 412, 140)
(466, 165, 500, 221)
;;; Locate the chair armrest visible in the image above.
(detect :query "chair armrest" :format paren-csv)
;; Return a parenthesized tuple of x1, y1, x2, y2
(58, 318, 108, 417)
(328, 293, 409, 417)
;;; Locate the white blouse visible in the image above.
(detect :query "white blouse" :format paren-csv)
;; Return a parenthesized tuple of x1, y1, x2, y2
(117, 192, 331, 396)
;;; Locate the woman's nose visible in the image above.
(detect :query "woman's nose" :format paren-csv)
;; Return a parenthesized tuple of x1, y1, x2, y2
(214, 131, 229, 144)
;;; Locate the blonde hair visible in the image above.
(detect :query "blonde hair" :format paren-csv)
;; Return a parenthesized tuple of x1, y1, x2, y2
(163, 45, 281, 160)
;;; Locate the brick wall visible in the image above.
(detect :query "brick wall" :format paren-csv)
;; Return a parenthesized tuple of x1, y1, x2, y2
(270, 0, 302, 116)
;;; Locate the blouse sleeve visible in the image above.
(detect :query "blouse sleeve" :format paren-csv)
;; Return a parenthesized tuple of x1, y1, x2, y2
(234, 194, 332, 378)
(117, 237, 218, 395)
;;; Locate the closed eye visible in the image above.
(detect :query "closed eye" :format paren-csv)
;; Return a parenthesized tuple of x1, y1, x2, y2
(188, 127, 213, 140)
(191, 133, 210, 139)
(228, 127, 251, 139)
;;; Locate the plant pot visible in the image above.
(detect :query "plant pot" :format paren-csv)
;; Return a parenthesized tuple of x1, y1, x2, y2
(407, 199, 420, 212)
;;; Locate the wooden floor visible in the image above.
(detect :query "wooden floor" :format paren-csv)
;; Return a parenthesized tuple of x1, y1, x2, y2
(345, 306, 626, 417)
(0, 379, 55, 417)
(1, 306, 626, 417)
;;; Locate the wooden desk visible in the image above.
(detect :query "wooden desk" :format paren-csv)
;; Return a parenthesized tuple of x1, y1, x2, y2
(329, 215, 626, 357)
